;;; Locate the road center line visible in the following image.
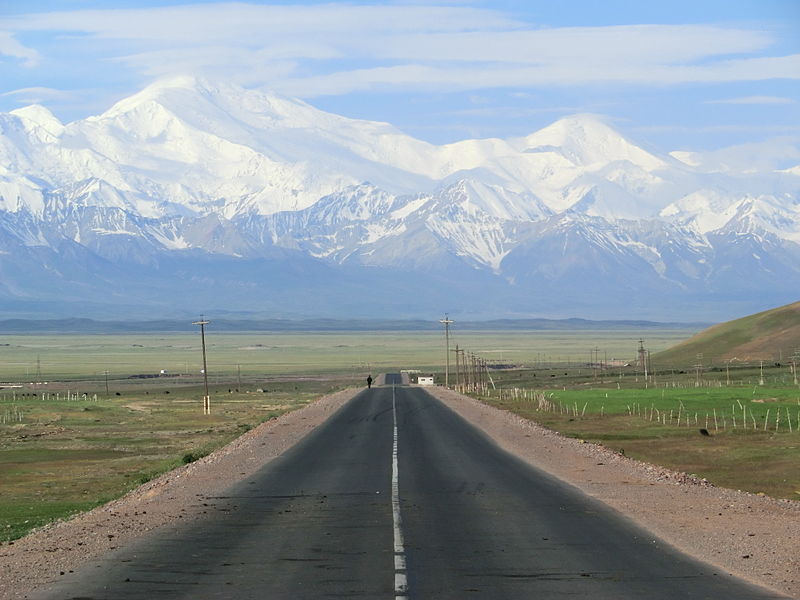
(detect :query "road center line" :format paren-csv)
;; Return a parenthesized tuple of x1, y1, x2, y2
(392, 383, 409, 599)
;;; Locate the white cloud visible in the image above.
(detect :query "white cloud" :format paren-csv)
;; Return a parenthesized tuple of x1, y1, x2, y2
(438, 105, 586, 118)
(369, 25, 772, 65)
(0, 31, 39, 67)
(671, 137, 800, 172)
(1, 86, 75, 103)
(277, 54, 800, 97)
(3, 4, 519, 43)
(1, 3, 798, 97)
(706, 95, 796, 105)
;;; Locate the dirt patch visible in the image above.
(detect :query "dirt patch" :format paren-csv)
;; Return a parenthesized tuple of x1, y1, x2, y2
(123, 402, 155, 412)
(427, 386, 799, 599)
(0, 387, 358, 600)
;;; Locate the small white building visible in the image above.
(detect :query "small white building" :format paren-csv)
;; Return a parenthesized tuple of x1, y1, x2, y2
(417, 376, 434, 386)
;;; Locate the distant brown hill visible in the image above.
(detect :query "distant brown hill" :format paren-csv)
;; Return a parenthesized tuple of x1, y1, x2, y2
(653, 301, 800, 367)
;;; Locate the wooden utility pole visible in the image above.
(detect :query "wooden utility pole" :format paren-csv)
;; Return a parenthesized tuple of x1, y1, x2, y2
(694, 353, 703, 387)
(439, 314, 454, 387)
(193, 317, 211, 414)
(451, 344, 460, 390)
(461, 349, 469, 392)
(637, 340, 648, 379)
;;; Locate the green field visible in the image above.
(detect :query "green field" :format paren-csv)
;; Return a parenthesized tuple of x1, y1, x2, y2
(480, 366, 800, 499)
(0, 329, 695, 382)
(0, 372, 355, 542)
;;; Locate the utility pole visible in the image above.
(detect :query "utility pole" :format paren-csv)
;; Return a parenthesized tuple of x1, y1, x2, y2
(694, 353, 703, 387)
(439, 314, 454, 387)
(468, 353, 473, 392)
(193, 317, 211, 415)
(466, 352, 472, 392)
(237, 364, 242, 389)
(759, 360, 765, 386)
(103, 370, 109, 399)
(792, 349, 799, 386)
(637, 340, 648, 379)
(451, 344, 460, 390)
(470, 353, 476, 393)
(459, 348, 466, 391)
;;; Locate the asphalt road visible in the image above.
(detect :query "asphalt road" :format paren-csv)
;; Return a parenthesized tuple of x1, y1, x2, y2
(34, 375, 786, 599)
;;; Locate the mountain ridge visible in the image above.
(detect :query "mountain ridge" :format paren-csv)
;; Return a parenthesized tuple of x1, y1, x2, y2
(0, 316, 707, 334)
(1, 77, 798, 320)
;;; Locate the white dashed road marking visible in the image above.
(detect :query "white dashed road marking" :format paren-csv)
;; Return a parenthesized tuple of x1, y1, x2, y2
(392, 384, 408, 599)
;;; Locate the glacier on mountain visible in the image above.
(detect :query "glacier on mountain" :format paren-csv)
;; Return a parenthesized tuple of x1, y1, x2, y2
(0, 76, 798, 320)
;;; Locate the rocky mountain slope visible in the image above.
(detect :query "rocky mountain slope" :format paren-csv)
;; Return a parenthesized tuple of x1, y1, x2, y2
(1, 76, 798, 320)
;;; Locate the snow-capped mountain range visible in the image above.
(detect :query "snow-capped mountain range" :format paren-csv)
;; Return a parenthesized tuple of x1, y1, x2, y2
(1, 76, 798, 320)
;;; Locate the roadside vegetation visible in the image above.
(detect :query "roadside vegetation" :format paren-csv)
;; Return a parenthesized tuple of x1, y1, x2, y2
(0, 375, 354, 542)
(476, 364, 800, 500)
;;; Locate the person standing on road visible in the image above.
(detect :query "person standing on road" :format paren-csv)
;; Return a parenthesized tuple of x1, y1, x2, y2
(367, 375, 373, 388)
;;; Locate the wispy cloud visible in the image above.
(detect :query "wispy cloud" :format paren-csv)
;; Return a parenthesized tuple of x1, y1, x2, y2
(635, 124, 800, 136)
(2, 3, 797, 98)
(0, 31, 39, 67)
(436, 105, 587, 119)
(1, 87, 76, 103)
(705, 95, 796, 105)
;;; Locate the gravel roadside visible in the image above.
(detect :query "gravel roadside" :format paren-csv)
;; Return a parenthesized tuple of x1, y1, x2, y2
(427, 386, 799, 599)
(2, 381, 797, 599)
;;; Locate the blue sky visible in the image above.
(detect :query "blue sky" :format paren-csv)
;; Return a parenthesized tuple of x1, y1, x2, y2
(1, 1, 798, 153)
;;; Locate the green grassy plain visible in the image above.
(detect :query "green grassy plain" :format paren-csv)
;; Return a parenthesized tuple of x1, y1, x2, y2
(480, 367, 800, 499)
(0, 375, 353, 541)
(0, 328, 695, 382)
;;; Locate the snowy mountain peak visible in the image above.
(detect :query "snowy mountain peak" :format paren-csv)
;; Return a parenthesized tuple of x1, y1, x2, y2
(9, 104, 64, 136)
(520, 114, 666, 171)
(0, 79, 799, 319)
